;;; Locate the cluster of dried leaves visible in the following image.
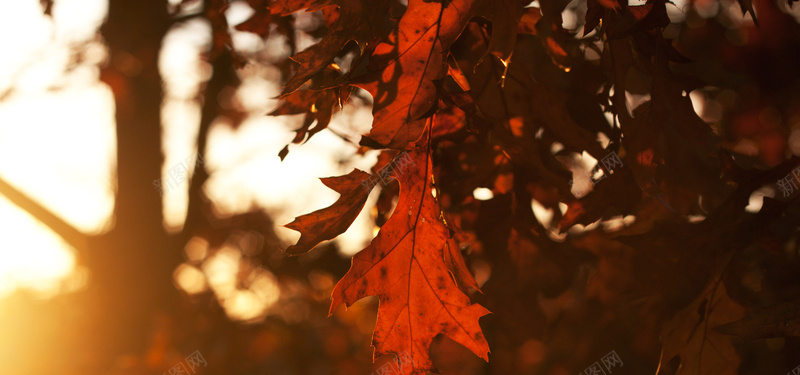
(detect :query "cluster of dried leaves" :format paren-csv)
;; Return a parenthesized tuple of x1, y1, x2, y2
(217, 0, 800, 373)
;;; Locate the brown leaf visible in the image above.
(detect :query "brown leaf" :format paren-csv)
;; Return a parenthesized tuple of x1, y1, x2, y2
(431, 101, 467, 139)
(330, 148, 491, 374)
(558, 165, 641, 232)
(443, 235, 481, 294)
(479, 0, 528, 64)
(270, 81, 351, 158)
(235, 1, 272, 38)
(281, 0, 392, 96)
(284, 168, 373, 255)
(583, 0, 605, 35)
(606, 0, 670, 38)
(604, 36, 722, 213)
(517, 7, 543, 35)
(270, 0, 323, 16)
(446, 55, 470, 92)
(658, 279, 745, 375)
(269, 89, 318, 116)
(716, 299, 800, 339)
(735, 0, 758, 25)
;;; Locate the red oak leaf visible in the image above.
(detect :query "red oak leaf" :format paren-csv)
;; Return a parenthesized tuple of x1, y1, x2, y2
(280, 0, 392, 96)
(235, 0, 272, 38)
(270, 0, 322, 16)
(283, 168, 373, 255)
(352, 0, 480, 149)
(479, 0, 528, 64)
(330, 147, 490, 374)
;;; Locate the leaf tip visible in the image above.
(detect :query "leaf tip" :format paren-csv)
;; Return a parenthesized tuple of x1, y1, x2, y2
(278, 145, 290, 161)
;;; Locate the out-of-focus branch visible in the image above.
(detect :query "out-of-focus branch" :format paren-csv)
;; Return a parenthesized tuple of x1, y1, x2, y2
(0, 174, 87, 252)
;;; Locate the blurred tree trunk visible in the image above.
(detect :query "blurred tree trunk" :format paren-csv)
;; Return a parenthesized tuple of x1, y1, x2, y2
(88, 0, 181, 371)
(0, 1, 240, 373)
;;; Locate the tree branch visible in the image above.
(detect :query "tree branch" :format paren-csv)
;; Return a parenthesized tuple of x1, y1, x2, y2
(0, 174, 87, 252)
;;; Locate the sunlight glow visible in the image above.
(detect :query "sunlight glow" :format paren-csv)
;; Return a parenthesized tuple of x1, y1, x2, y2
(473, 187, 494, 201)
(531, 199, 554, 228)
(173, 264, 207, 295)
(198, 243, 281, 322)
(0, 86, 116, 234)
(159, 19, 378, 257)
(746, 186, 774, 213)
(0, 195, 80, 300)
(0, 0, 113, 301)
(203, 102, 378, 256)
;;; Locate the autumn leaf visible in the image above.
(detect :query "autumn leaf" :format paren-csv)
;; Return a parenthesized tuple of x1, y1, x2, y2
(283, 168, 374, 255)
(443, 236, 481, 293)
(716, 299, 800, 339)
(269, 65, 352, 159)
(280, 0, 392, 96)
(330, 147, 491, 374)
(558, 164, 641, 231)
(352, 0, 480, 149)
(235, 0, 272, 38)
(430, 97, 468, 139)
(270, 0, 323, 16)
(463, 33, 607, 162)
(517, 6, 544, 35)
(269, 89, 319, 117)
(603, 35, 723, 213)
(269, 87, 346, 159)
(734, 0, 758, 25)
(477, 0, 528, 65)
(607, 0, 670, 38)
(256, 0, 800, 372)
(583, 0, 606, 35)
(657, 278, 745, 375)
